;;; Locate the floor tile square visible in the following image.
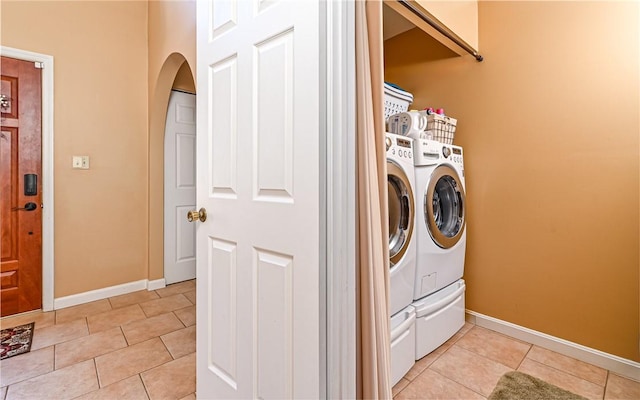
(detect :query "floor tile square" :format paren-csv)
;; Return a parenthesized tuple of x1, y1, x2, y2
(108, 290, 159, 309)
(141, 353, 196, 400)
(5, 359, 98, 400)
(0, 346, 54, 387)
(161, 325, 196, 359)
(74, 375, 149, 400)
(605, 373, 640, 400)
(0, 311, 56, 331)
(455, 326, 531, 369)
(430, 345, 513, 396)
(55, 300, 112, 324)
(526, 346, 608, 386)
(140, 294, 192, 318)
(30, 318, 88, 351)
(55, 327, 127, 369)
(395, 369, 485, 399)
(179, 394, 196, 400)
(155, 280, 196, 298)
(121, 312, 185, 345)
(95, 337, 172, 387)
(518, 358, 604, 400)
(87, 304, 147, 334)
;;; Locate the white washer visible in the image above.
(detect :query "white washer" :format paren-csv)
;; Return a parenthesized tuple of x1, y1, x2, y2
(386, 132, 417, 317)
(412, 139, 466, 301)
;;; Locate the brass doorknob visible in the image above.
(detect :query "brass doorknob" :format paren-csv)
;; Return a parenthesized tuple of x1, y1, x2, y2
(187, 208, 207, 222)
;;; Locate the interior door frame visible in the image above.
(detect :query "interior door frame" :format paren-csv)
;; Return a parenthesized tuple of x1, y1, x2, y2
(323, 1, 356, 397)
(1, 46, 55, 312)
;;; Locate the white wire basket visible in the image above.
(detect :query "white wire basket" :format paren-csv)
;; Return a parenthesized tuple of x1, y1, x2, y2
(427, 113, 457, 144)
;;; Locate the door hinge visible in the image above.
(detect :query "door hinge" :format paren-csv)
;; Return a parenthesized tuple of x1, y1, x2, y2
(34, 62, 44, 69)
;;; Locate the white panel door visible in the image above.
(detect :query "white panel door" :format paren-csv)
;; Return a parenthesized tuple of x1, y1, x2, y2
(196, 1, 322, 399)
(164, 90, 197, 285)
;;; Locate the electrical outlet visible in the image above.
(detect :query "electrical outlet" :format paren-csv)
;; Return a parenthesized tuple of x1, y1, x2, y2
(72, 155, 90, 169)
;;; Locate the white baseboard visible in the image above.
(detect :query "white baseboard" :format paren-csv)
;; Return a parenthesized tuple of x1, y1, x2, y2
(147, 278, 166, 291)
(54, 279, 166, 310)
(466, 310, 640, 382)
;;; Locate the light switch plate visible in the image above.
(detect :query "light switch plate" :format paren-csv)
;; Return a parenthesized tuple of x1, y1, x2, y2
(72, 156, 90, 169)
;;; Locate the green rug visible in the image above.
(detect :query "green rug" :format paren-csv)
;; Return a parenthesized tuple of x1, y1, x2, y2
(488, 371, 588, 400)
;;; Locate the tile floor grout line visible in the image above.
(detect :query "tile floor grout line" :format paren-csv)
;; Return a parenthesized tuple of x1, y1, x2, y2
(119, 325, 131, 347)
(52, 342, 57, 371)
(601, 370, 610, 400)
(92, 357, 100, 392)
(173, 310, 187, 329)
(515, 342, 535, 370)
(159, 332, 175, 360)
(139, 373, 152, 400)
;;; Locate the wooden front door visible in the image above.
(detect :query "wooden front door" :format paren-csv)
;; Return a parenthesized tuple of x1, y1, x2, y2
(1, 56, 43, 317)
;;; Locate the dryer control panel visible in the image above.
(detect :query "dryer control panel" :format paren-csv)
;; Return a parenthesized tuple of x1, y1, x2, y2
(449, 146, 464, 166)
(386, 132, 413, 162)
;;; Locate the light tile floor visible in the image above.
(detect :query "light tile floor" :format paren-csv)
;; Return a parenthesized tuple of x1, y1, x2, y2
(0, 280, 196, 400)
(1, 279, 638, 400)
(393, 323, 640, 400)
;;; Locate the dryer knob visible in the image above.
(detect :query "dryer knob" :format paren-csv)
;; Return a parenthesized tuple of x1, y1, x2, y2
(385, 137, 392, 151)
(442, 146, 451, 158)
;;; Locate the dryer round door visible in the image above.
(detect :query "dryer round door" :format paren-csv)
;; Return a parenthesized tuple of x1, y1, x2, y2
(387, 160, 415, 266)
(424, 165, 465, 249)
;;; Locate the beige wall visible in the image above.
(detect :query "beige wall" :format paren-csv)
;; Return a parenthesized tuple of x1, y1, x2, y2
(147, 0, 196, 281)
(1, 1, 150, 297)
(385, 1, 639, 361)
(172, 62, 196, 93)
(1, 0, 197, 296)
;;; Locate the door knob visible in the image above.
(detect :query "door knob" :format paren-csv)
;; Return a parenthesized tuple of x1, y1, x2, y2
(187, 208, 207, 222)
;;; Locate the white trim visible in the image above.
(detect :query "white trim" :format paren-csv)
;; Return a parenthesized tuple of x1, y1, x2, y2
(466, 310, 640, 382)
(323, 1, 356, 398)
(1, 46, 55, 312)
(147, 278, 166, 291)
(54, 279, 167, 309)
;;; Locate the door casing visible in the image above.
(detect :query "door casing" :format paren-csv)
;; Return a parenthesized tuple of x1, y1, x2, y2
(1, 46, 55, 312)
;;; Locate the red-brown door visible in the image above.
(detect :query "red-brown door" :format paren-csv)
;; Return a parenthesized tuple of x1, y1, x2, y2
(1, 56, 42, 317)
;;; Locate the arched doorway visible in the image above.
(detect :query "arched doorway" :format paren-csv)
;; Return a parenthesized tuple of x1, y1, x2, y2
(148, 53, 195, 287)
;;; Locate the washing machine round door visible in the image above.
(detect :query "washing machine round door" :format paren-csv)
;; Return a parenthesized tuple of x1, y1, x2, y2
(424, 165, 465, 249)
(387, 161, 415, 266)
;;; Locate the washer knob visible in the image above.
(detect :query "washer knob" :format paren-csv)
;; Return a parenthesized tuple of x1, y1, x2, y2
(385, 137, 392, 151)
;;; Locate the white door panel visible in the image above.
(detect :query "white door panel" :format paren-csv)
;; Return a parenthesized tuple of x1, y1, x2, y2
(196, 0, 322, 398)
(164, 90, 197, 285)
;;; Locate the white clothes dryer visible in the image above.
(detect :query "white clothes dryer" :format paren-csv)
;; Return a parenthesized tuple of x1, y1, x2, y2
(385, 132, 417, 317)
(412, 139, 466, 301)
